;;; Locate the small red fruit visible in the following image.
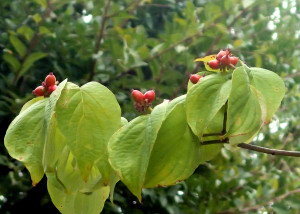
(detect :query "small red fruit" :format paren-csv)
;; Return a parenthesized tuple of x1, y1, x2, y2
(229, 56, 239, 66)
(47, 85, 57, 94)
(33, 86, 45, 96)
(208, 59, 220, 69)
(45, 72, 56, 87)
(216, 50, 227, 60)
(144, 90, 155, 102)
(131, 90, 144, 102)
(220, 55, 231, 66)
(190, 74, 201, 84)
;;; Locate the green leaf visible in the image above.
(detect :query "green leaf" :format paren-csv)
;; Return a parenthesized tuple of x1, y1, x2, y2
(17, 25, 34, 41)
(20, 97, 44, 113)
(9, 35, 27, 57)
(56, 82, 121, 181)
(20, 52, 47, 76)
(42, 115, 66, 172)
(225, 67, 266, 145)
(42, 79, 68, 171)
(121, 117, 128, 126)
(4, 99, 48, 185)
(46, 149, 110, 214)
(250, 67, 286, 123)
(3, 53, 21, 72)
(186, 74, 231, 139)
(108, 100, 169, 201)
(144, 99, 201, 188)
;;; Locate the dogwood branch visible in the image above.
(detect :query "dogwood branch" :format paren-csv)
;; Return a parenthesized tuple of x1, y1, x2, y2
(201, 139, 300, 157)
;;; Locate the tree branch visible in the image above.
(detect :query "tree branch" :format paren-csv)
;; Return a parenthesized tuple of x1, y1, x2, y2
(89, 0, 111, 81)
(201, 138, 300, 157)
(238, 143, 300, 157)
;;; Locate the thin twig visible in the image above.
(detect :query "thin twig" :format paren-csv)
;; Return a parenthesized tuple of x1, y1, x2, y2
(201, 139, 300, 157)
(238, 143, 300, 157)
(89, 0, 111, 81)
(203, 133, 223, 137)
(202, 139, 228, 145)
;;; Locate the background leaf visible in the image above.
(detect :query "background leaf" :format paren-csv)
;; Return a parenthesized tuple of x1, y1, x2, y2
(9, 35, 27, 57)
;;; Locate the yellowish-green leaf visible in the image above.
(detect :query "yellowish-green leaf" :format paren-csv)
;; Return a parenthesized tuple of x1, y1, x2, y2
(225, 67, 266, 145)
(250, 67, 285, 123)
(20, 97, 44, 113)
(56, 82, 121, 181)
(194, 55, 221, 72)
(144, 101, 201, 188)
(186, 74, 231, 139)
(4, 99, 48, 185)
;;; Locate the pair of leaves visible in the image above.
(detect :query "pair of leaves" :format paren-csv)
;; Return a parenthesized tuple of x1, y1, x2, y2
(5, 80, 122, 214)
(108, 96, 202, 201)
(186, 66, 285, 146)
(225, 66, 285, 145)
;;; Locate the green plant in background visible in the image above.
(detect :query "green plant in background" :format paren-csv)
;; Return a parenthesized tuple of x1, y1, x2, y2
(1, 0, 300, 213)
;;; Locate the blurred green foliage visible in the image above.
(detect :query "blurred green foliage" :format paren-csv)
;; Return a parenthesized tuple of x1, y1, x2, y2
(0, 0, 300, 213)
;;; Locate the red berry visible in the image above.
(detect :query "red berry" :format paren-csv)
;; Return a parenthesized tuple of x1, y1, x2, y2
(216, 50, 227, 60)
(45, 72, 56, 87)
(144, 90, 155, 102)
(33, 86, 45, 96)
(48, 85, 57, 94)
(229, 56, 239, 66)
(190, 74, 201, 84)
(220, 55, 231, 66)
(131, 90, 144, 102)
(208, 59, 220, 69)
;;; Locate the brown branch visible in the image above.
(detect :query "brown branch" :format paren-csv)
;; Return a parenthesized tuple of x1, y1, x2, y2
(201, 139, 300, 157)
(203, 133, 223, 137)
(202, 139, 228, 145)
(238, 143, 300, 157)
(13, 0, 52, 84)
(89, 0, 111, 81)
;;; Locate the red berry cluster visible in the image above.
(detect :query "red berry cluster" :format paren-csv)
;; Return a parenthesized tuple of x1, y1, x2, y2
(32, 73, 58, 97)
(207, 49, 239, 71)
(190, 74, 202, 84)
(131, 89, 155, 112)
